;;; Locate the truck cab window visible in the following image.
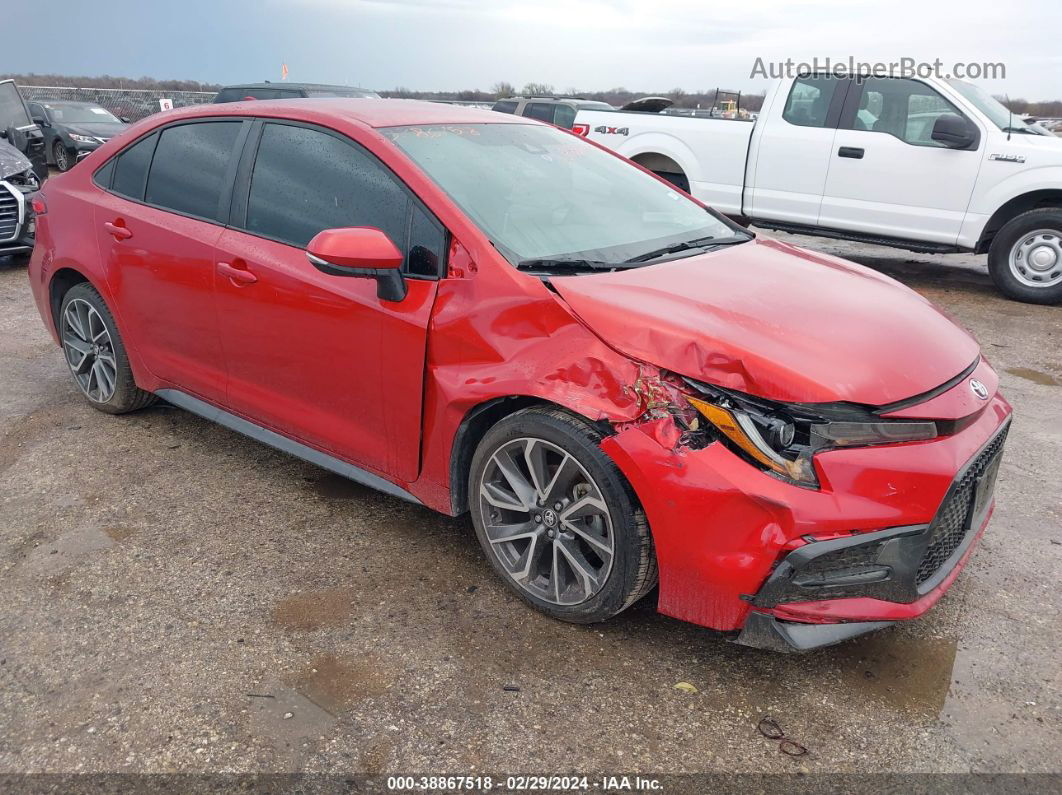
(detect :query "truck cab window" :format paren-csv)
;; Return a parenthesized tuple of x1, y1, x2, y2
(782, 75, 841, 128)
(847, 77, 966, 147)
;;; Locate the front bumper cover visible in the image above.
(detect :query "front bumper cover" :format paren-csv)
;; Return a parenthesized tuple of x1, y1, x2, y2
(735, 417, 1010, 651)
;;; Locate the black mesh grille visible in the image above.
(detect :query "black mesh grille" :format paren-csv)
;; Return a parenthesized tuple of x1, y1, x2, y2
(916, 424, 1008, 585)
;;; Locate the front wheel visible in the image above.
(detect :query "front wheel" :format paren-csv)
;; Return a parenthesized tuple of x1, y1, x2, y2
(469, 407, 657, 623)
(987, 208, 1062, 304)
(53, 140, 73, 172)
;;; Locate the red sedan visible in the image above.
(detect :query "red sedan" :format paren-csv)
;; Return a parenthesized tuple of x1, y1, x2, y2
(26, 100, 1011, 651)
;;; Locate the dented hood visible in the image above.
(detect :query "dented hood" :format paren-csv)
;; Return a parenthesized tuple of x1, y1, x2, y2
(551, 238, 980, 406)
(0, 140, 32, 180)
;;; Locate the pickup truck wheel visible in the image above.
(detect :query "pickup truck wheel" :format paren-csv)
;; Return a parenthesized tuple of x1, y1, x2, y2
(469, 407, 657, 624)
(59, 283, 157, 414)
(988, 208, 1062, 304)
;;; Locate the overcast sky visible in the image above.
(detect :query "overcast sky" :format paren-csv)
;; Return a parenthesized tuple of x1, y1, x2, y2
(4, 0, 1060, 98)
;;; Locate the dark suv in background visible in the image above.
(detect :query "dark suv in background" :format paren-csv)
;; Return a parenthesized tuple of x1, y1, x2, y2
(212, 82, 380, 103)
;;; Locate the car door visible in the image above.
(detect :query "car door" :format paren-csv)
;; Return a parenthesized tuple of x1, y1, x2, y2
(819, 77, 984, 244)
(92, 119, 247, 402)
(212, 120, 446, 482)
(747, 74, 848, 224)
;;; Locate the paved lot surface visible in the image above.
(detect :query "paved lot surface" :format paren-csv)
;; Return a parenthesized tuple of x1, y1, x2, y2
(0, 231, 1059, 777)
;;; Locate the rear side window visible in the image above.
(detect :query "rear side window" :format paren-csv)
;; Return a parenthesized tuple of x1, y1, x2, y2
(523, 103, 556, 123)
(111, 133, 158, 200)
(553, 104, 576, 129)
(92, 158, 115, 190)
(783, 75, 842, 128)
(243, 122, 446, 276)
(214, 88, 244, 103)
(145, 122, 243, 220)
(492, 100, 518, 114)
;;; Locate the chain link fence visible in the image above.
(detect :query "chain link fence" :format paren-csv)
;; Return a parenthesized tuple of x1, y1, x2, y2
(18, 86, 217, 122)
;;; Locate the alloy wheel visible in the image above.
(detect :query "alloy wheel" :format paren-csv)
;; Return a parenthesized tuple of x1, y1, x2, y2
(1009, 229, 1062, 288)
(62, 298, 117, 403)
(478, 437, 615, 606)
(54, 142, 70, 172)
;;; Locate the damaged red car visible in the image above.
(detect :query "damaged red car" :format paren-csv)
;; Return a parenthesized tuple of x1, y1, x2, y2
(27, 101, 1011, 651)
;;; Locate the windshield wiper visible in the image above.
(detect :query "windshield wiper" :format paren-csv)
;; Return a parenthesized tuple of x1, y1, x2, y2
(625, 234, 751, 264)
(516, 258, 620, 272)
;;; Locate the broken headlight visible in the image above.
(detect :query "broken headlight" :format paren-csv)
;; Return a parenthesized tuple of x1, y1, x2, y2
(683, 379, 937, 488)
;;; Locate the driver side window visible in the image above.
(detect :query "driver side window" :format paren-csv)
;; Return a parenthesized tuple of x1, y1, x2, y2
(847, 77, 965, 147)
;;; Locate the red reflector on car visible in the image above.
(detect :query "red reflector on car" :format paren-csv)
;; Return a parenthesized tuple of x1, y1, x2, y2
(31, 195, 47, 215)
(572, 123, 590, 137)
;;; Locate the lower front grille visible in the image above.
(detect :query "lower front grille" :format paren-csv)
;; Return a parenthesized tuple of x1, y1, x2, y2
(0, 184, 18, 241)
(915, 423, 1009, 585)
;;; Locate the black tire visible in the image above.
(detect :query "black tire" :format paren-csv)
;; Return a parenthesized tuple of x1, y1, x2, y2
(53, 140, 73, 172)
(59, 282, 157, 414)
(468, 406, 657, 623)
(987, 208, 1062, 304)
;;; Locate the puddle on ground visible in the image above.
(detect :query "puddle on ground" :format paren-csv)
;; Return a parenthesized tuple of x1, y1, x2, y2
(20, 525, 114, 576)
(289, 653, 391, 715)
(833, 632, 958, 718)
(272, 586, 356, 630)
(103, 526, 137, 542)
(307, 473, 372, 500)
(1005, 367, 1059, 386)
(246, 683, 336, 759)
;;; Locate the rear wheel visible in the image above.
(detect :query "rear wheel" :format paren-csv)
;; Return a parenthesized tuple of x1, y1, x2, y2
(59, 283, 156, 414)
(53, 140, 73, 172)
(469, 407, 657, 623)
(987, 208, 1062, 304)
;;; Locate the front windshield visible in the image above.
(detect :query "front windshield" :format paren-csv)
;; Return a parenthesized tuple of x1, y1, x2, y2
(946, 79, 1025, 132)
(384, 122, 742, 266)
(47, 104, 120, 124)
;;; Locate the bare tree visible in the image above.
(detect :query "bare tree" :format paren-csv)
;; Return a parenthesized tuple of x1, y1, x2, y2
(491, 81, 516, 99)
(522, 82, 554, 97)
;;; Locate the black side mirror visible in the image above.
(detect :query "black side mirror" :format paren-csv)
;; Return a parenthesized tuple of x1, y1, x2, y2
(32, 117, 49, 128)
(932, 114, 978, 149)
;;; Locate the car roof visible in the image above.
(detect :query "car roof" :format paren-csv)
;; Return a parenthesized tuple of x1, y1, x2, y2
(220, 82, 373, 92)
(167, 98, 530, 129)
(38, 100, 102, 107)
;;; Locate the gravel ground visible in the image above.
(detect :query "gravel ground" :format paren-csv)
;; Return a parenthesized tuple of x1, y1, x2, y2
(0, 231, 1059, 780)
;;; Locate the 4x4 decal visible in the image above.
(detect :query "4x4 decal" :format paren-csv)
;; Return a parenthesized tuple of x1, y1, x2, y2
(594, 125, 629, 136)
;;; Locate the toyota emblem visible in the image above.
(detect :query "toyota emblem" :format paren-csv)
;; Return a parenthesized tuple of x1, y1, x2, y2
(970, 379, 989, 400)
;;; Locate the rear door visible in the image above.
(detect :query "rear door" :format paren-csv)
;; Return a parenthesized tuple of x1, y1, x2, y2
(747, 74, 849, 224)
(212, 120, 445, 481)
(93, 119, 247, 402)
(819, 77, 983, 244)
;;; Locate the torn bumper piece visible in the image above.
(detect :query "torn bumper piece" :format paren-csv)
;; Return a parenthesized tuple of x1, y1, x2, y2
(735, 612, 893, 653)
(734, 418, 1009, 651)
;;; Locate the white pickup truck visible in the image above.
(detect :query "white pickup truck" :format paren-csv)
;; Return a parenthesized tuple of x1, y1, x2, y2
(574, 74, 1062, 304)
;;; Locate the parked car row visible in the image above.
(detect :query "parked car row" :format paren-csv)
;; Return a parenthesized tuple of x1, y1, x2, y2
(26, 96, 1011, 651)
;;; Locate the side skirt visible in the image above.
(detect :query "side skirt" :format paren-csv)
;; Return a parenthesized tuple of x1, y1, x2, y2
(156, 388, 422, 506)
(752, 220, 964, 255)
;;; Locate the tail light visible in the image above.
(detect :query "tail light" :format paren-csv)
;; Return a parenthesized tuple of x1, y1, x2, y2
(572, 123, 590, 137)
(31, 195, 47, 215)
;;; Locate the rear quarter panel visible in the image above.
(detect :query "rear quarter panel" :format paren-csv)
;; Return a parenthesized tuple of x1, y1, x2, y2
(576, 110, 754, 214)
